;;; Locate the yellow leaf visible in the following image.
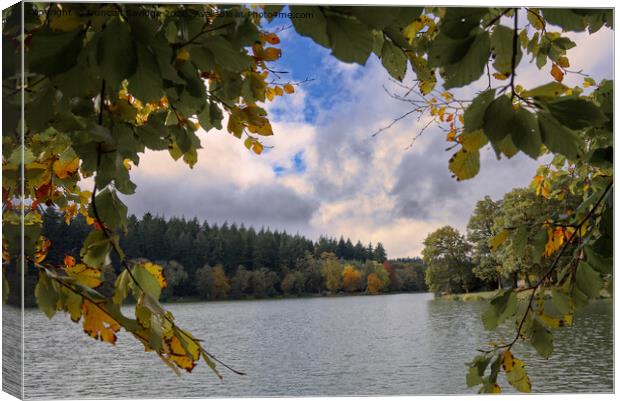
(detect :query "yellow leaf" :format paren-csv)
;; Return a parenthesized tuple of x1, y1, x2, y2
(501, 350, 514, 372)
(274, 86, 283, 96)
(493, 72, 509, 80)
(248, 120, 273, 136)
(66, 263, 102, 288)
(490, 229, 510, 251)
(544, 227, 564, 257)
(448, 148, 480, 181)
(53, 158, 79, 179)
(419, 77, 436, 95)
(82, 300, 121, 344)
(123, 159, 132, 171)
(502, 352, 532, 393)
(176, 48, 190, 61)
(79, 190, 92, 205)
(283, 83, 295, 94)
(550, 63, 564, 82)
(460, 130, 488, 152)
(142, 262, 168, 289)
(166, 335, 198, 372)
(265, 87, 275, 101)
(557, 56, 570, 68)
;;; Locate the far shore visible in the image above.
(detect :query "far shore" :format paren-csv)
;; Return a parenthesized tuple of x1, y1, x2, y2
(438, 289, 612, 302)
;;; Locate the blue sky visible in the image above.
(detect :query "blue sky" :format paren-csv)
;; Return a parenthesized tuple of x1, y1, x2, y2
(125, 10, 614, 258)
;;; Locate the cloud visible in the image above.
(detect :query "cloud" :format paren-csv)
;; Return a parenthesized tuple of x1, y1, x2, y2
(126, 23, 612, 258)
(123, 175, 318, 231)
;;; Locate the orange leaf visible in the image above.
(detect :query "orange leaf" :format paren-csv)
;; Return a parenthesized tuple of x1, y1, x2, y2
(64, 255, 76, 267)
(264, 32, 280, 44)
(283, 83, 295, 94)
(35, 237, 52, 263)
(81, 300, 121, 344)
(262, 47, 281, 61)
(53, 158, 79, 179)
(550, 63, 564, 82)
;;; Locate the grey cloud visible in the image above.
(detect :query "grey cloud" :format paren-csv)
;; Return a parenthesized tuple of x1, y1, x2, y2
(390, 131, 547, 230)
(122, 176, 319, 233)
(390, 133, 469, 220)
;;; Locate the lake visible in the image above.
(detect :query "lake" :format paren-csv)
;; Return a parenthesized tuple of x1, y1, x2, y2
(9, 293, 614, 398)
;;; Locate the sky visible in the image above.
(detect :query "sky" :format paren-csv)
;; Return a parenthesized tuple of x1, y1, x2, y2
(123, 10, 614, 258)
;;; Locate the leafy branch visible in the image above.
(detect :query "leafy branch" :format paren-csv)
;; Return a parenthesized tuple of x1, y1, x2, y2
(496, 181, 612, 351)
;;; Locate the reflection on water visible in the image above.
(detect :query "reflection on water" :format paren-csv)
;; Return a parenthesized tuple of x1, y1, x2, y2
(18, 293, 612, 398)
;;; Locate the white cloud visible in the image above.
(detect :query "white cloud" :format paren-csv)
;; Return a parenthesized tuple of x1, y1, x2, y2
(127, 23, 612, 258)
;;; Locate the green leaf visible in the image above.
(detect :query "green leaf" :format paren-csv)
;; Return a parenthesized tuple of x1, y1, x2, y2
(203, 36, 251, 72)
(91, 187, 128, 230)
(325, 15, 374, 65)
(466, 354, 491, 387)
(113, 269, 132, 304)
(136, 121, 170, 151)
(97, 18, 137, 90)
(441, 8, 488, 39)
(464, 89, 496, 132)
(352, 6, 400, 30)
(542, 9, 588, 32)
(428, 33, 475, 67)
(60, 288, 83, 322)
(584, 246, 612, 275)
(460, 129, 488, 152)
(443, 32, 490, 89)
(131, 265, 162, 300)
(588, 146, 613, 169)
(520, 82, 568, 99)
(483, 95, 514, 142)
(128, 47, 164, 102)
(80, 230, 111, 268)
(511, 108, 542, 159)
(381, 38, 407, 81)
(492, 134, 518, 159)
(290, 6, 330, 48)
(576, 261, 603, 298)
(545, 97, 607, 130)
(35, 271, 59, 319)
(550, 289, 572, 315)
(490, 25, 522, 74)
(538, 111, 583, 160)
(448, 148, 480, 181)
(530, 317, 553, 358)
(28, 27, 82, 76)
(482, 289, 517, 330)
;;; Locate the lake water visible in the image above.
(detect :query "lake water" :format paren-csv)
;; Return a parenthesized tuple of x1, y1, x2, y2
(11, 293, 614, 398)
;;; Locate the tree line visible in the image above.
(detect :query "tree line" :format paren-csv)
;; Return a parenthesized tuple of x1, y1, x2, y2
(34, 209, 426, 303)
